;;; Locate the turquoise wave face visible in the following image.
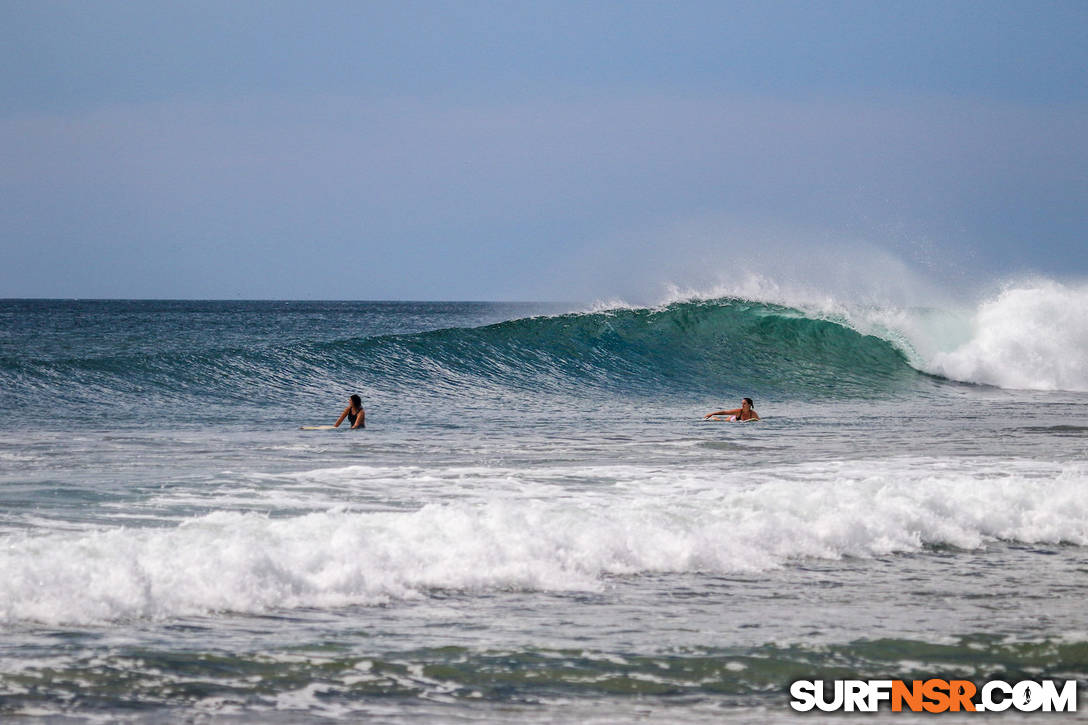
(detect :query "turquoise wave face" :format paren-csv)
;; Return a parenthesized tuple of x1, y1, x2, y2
(1, 299, 935, 422)
(351, 299, 931, 399)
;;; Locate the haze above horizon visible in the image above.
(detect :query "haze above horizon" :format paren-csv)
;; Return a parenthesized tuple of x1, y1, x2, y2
(3, 1, 1086, 303)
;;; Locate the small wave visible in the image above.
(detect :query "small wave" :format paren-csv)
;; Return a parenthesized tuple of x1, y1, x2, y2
(3, 458, 1084, 625)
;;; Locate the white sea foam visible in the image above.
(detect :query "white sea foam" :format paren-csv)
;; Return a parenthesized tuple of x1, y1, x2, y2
(840, 279, 1088, 392)
(924, 281, 1088, 391)
(2, 458, 1085, 625)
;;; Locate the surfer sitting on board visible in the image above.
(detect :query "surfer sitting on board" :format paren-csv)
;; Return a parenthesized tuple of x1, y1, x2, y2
(704, 397, 759, 421)
(334, 394, 366, 429)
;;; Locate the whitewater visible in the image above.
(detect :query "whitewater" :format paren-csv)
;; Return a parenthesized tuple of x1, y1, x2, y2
(1, 280, 1087, 722)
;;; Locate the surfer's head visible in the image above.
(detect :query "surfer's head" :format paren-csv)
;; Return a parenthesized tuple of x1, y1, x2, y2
(350, 394, 362, 409)
(742, 397, 753, 409)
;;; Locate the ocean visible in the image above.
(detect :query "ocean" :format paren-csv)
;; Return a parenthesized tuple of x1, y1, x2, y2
(1, 283, 1087, 722)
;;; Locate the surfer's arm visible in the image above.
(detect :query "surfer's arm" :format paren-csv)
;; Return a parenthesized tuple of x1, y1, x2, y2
(333, 406, 350, 428)
(350, 408, 366, 429)
(704, 409, 741, 419)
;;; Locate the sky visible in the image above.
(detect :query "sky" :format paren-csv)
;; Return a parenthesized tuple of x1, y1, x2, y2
(2, 0, 1087, 302)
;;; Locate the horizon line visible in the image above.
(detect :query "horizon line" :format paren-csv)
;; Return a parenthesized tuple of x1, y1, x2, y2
(0, 297, 576, 304)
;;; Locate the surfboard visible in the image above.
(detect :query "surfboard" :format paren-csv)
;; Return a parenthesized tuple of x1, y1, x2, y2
(300, 425, 337, 430)
(705, 416, 759, 422)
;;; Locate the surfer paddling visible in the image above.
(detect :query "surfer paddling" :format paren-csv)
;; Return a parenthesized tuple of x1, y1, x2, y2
(334, 394, 366, 429)
(705, 397, 759, 422)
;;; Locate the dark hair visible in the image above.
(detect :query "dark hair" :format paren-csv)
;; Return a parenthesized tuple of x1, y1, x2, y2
(743, 397, 754, 407)
(350, 394, 362, 408)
